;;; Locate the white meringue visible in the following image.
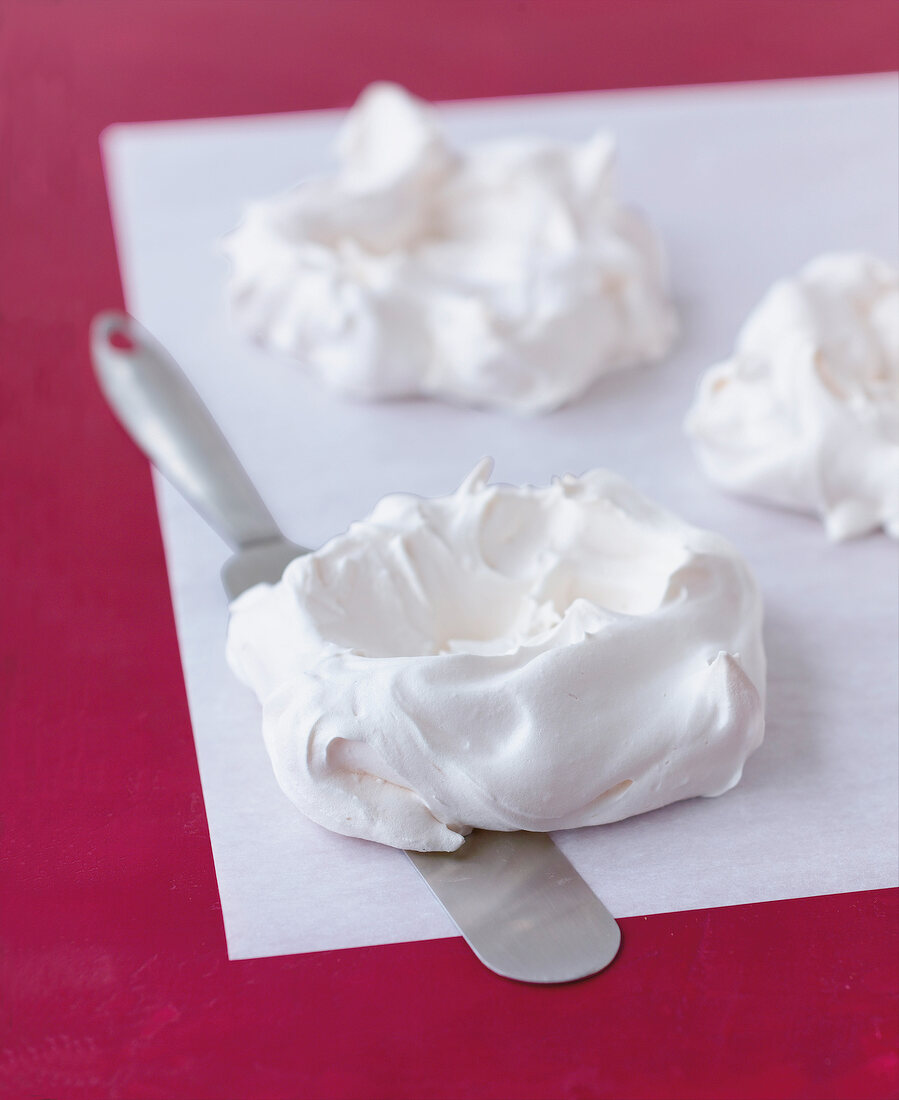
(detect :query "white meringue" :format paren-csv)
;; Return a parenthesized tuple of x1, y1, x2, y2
(223, 83, 677, 413)
(686, 253, 899, 540)
(226, 461, 766, 852)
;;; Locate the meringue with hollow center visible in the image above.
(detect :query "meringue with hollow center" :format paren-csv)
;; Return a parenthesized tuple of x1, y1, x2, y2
(225, 461, 766, 852)
(685, 252, 899, 540)
(223, 82, 677, 414)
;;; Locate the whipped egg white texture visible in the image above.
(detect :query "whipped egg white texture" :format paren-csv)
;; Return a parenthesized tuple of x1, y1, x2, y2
(226, 461, 766, 852)
(686, 252, 899, 540)
(223, 82, 677, 413)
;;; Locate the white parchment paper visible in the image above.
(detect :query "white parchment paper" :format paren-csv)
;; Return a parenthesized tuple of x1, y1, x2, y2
(103, 75, 899, 961)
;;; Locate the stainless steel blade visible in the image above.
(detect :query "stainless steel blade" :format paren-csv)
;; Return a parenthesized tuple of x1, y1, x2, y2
(220, 539, 307, 602)
(91, 310, 622, 983)
(407, 831, 620, 982)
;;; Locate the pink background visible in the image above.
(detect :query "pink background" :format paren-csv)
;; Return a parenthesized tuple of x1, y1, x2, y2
(2, 3, 897, 1097)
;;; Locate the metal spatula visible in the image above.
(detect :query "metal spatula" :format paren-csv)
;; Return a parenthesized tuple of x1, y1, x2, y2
(90, 310, 621, 983)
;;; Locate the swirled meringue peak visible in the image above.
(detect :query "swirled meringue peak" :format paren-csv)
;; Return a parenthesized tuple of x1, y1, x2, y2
(686, 253, 899, 540)
(223, 83, 677, 413)
(225, 460, 766, 852)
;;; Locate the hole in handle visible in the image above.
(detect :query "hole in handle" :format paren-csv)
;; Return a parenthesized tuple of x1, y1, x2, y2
(108, 327, 135, 352)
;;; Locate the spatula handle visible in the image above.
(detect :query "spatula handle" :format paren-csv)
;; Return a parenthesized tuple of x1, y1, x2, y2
(91, 311, 281, 551)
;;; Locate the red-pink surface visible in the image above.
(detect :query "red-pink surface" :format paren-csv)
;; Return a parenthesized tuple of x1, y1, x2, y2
(2, 2, 897, 1097)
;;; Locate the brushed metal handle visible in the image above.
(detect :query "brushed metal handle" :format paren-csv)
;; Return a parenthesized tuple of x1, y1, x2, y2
(91, 311, 282, 552)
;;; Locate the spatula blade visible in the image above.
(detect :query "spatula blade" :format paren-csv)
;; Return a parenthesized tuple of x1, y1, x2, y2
(406, 829, 620, 983)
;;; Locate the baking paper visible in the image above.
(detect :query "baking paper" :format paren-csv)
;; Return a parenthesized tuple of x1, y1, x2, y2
(103, 75, 899, 960)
